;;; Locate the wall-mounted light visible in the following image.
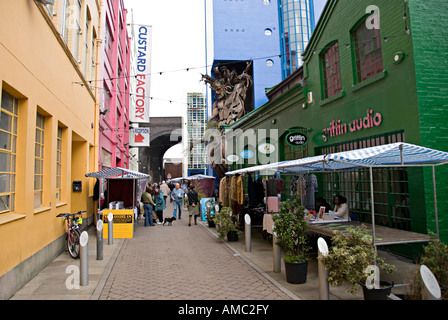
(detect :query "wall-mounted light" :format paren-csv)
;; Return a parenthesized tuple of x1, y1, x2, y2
(100, 108, 110, 116)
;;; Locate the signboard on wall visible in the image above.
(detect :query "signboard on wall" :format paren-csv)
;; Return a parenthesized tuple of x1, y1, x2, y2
(130, 25, 152, 123)
(286, 131, 308, 147)
(130, 127, 150, 147)
(102, 209, 134, 239)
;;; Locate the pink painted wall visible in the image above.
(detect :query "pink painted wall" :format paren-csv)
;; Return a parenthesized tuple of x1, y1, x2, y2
(98, 0, 131, 170)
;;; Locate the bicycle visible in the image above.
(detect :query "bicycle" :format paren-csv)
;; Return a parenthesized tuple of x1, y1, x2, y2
(56, 211, 86, 259)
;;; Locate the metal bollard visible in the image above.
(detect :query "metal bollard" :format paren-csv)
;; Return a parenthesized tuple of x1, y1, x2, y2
(79, 231, 89, 286)
(244, 214, 251, 252)
(317, 237, 330, 300)
(273, 232, 281, 273)
(96, 220, 103, 260)
(107, 212, 113, 245)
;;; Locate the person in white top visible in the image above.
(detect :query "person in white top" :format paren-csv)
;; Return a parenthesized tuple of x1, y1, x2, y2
(160, 181, 171, 204)
(333, 195, 350, 221)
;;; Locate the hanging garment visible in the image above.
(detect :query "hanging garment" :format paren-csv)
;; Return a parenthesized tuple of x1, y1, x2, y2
(267, 178, 278, 196)
(303, 174, 319, 210)
(236, 175, 244, 205)
(247, 173, 256, 207)
(275, 177, 285, 194)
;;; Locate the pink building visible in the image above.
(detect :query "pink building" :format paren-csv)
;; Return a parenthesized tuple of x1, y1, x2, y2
(98, 0, 131, 170)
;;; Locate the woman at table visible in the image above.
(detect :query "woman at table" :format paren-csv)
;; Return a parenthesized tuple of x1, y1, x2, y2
(333, 195, 350, 220)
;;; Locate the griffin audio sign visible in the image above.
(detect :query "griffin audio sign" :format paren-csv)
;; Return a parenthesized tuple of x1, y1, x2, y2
(286, 131, 308, 147)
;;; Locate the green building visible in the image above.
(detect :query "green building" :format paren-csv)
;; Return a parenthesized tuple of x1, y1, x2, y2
(225, 0, 448, 253)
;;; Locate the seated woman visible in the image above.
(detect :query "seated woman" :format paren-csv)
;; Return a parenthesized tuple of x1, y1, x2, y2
(333, 195, 350, 220)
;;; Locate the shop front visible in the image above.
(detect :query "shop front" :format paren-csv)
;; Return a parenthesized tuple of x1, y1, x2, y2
(86, 167, 151, 239)
(220, 0, 448, 252)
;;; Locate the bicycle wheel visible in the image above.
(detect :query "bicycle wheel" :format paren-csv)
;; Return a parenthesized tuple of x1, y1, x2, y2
(67, 228, 81, 259)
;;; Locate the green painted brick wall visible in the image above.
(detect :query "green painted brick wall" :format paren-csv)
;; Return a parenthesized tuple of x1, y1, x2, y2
(409, 0, 448, 242)
(229, 0, 448, 245)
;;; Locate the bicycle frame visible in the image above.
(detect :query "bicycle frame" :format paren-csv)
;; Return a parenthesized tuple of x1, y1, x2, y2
(57, 211, 86, 258)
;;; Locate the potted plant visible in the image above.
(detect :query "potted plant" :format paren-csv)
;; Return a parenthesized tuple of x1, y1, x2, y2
(320, 224, 396, 299)
(205, 199, 216, 228)
(272, 197, 310, 284)
(213, 206, 240, 241)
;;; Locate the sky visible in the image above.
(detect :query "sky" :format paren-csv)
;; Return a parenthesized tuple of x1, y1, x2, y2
(124, 0, 208, 119)
(124, 0, 327, 119)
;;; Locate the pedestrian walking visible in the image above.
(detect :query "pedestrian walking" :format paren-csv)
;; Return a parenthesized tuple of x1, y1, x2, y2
(160, 180, 170, 205)
(187, 185, 199, 227)
(170, 182, 185, 219)
(154, 187, 166, 224)
(168, 181, 175, 202)
(141, 186, 155, 227)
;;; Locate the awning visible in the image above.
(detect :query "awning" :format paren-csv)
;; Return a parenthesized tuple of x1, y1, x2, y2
(226, 143, 448, 175)
(225, 143, 448, 243)
(85, 167, 151, 180)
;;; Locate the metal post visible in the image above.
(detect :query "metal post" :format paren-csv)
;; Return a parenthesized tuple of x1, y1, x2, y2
(432, 166, 440, 240)
(369, 166, 377, 251)
(273, 232, 281, 273)
(79, 231, 89, 286)
(96, 220, 103, 260)
(108, 211, 113, 245)
(244, 214, 251, 252)
(317, 237, 329, 300)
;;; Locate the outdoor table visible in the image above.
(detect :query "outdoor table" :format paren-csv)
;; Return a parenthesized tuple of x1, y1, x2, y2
(306, 220, 432, 246)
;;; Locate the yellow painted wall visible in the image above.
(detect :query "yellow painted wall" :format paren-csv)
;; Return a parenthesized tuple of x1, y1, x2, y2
(0, 0, 100, 277)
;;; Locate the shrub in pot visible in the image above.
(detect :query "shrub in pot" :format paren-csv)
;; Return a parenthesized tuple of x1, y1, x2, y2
(213, 206, 240, 241)
(320, 224, 396, 298)
(272, 197, 310, 284)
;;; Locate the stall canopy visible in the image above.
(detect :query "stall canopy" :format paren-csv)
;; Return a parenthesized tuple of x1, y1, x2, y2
(169, 174, 217, 197)
(226, 143, 448, 175)
(226, 143, 448, 244)
(86, 167, 151, 180)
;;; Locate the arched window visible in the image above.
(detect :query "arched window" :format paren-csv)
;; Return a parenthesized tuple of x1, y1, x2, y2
(321, 41, 342, 99)
(352, 18, 383, 83)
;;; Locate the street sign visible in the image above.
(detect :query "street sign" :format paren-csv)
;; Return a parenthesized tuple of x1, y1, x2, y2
(130, 127, 150, 147)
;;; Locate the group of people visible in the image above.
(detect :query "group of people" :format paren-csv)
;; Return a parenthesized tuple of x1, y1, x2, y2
(140, 180, 201, 227)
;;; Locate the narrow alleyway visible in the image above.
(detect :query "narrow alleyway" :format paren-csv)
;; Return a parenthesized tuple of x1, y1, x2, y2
(97, 200, 293, 300)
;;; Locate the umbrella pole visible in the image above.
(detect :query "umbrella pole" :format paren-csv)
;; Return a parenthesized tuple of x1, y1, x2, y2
(432, 166, 440, 240)
(369, 166, 377, 251)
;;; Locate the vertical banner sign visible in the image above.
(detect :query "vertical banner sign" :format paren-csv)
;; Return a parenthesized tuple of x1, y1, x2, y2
(130, 127, 150, 147)
(131, 25, 152, 123)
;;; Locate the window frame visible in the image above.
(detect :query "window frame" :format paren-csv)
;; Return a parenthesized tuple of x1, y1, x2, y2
(320, 41, 342, 99)
(351, 16, 384, 84)
(0, 90, 18, 214)
(34, 112, 45, 209)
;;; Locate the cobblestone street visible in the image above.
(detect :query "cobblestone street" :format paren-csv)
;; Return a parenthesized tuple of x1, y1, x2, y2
(98, 201, 294, 300)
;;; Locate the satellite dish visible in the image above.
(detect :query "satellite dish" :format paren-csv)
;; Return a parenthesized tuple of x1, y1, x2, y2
(215, 205, 220, 212)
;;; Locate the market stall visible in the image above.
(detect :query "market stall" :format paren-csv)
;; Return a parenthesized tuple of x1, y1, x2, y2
(226, 143, 448, 247)
(86, 167, 151, 239)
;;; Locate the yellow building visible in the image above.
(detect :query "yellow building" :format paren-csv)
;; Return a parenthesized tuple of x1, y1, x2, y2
(0, 0, 101, 299)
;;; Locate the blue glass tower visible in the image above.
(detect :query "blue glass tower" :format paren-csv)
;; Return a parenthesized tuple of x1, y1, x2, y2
(278, 0, 316, 78)
(210, 0, 283, 110)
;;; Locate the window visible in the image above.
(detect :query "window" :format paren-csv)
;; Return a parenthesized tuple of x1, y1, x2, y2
(0, 90, 18, 213)
(316, 132, 410, 230)
(56, 127, 63, 202)
(35, 113, 45, 208)
(353, 18, 384, 83)
(321, 42, 342, 98)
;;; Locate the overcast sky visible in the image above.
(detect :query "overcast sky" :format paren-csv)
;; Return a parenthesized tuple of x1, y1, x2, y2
(124, 0, 327, 118)
(125, 0, 207, 119)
